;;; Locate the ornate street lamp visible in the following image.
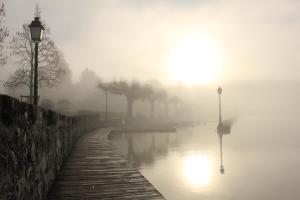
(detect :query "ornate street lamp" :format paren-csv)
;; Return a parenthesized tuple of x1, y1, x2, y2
(29, 17, 44, 106)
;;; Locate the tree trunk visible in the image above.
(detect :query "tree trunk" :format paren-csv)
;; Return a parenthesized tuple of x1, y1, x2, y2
(150, 100, 155, 118)
(165, 102, 169, 118)
(174, 103, 178, 117)
(126, 97, 133, 118)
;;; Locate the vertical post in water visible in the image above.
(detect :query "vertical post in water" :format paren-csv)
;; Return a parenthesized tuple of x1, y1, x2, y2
(219, 94, 222, 124)
(217, 86, 222, 125)
(105, 90, 108, 120)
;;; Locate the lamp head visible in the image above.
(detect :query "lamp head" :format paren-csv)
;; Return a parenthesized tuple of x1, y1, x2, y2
(29, 17, 45, 42)
(217, 86, 222, 95)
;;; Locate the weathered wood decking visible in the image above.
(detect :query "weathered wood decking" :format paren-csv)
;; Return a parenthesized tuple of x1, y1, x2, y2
(47, 129, 165, 200)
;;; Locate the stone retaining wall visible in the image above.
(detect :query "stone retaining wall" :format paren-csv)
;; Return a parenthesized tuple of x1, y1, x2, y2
(0, 95, 100, 200)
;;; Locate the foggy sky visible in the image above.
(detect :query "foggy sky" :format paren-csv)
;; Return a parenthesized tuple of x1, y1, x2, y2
(3, 0, 300, 84)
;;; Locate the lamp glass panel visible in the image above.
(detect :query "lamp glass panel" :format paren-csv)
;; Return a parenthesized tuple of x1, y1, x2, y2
(40, 29, 44, 40)
(30, 27, 42, 41)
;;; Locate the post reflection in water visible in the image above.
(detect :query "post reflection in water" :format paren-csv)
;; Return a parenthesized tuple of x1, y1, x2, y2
(216, 86, 232, 174)
(217, 121, 232, 174)
(126, 133, 170, 168)
(110, 117, 300, 200)
(112, 130, 215, 189)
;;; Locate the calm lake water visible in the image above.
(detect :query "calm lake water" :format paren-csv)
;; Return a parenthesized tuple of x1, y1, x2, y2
(109, 116, 300, 200)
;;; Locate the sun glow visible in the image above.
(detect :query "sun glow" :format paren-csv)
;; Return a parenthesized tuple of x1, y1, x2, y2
(167, 35, 221, 85)
(183, 153, 212, 187)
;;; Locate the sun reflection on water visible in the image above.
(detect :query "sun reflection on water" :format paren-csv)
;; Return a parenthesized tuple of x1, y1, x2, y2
(183, 153, 212, 188)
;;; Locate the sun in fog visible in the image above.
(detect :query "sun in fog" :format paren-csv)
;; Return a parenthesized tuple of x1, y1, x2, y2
(183, 153, 212, 187)
(167, 35, 221, 85)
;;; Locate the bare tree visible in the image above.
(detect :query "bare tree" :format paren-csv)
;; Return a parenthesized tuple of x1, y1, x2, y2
(108, 80, 144, 118)
(141, 80, 166, 118)
(141, 84, 154, 118)
(141, 84, 165, 118)
(0, 2, 9, 65)
(169, 96, 180, 117)
(157, 90, 169, 118)
(5, 5, 65, 103)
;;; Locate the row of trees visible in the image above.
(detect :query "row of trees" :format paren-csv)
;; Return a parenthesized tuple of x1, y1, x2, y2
(98, 80, 181, 119)
(0, 4, 67, 104)
(0, 3, 186, 119)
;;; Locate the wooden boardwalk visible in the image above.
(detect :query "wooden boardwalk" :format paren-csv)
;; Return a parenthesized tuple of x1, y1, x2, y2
(47, 129, 165, 200)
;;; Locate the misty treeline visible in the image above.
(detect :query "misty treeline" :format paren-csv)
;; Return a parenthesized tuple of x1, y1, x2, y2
(0, 3, 196, 120)
(5, 66, 191, 120)
(98, 79, 181, 118)
(0, 4, 67, 104)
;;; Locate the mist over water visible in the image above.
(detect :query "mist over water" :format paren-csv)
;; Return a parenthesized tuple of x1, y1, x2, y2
(110, 116, 300, 200)
(4, 73, 300, 121)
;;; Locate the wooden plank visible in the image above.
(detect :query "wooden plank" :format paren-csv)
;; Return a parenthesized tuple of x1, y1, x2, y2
(47, 128, 165, 200)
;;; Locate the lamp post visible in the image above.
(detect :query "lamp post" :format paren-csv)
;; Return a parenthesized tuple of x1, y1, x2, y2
(29, 17, 44, 106)
(217, 86, 225, 174)
(217, 86, 222, 125)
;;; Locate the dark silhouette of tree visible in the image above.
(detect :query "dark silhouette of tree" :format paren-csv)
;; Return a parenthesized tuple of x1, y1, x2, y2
(141, 84, 155, 118)
(157, 90, 169, 118)
(79, 68, 99, 86)
(169, 96, 180, 117)
(5, 5, 65, 103)
(0, 2, 9, 65)
(142, 85, 166, 118)
(108, 80, 144, 118)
